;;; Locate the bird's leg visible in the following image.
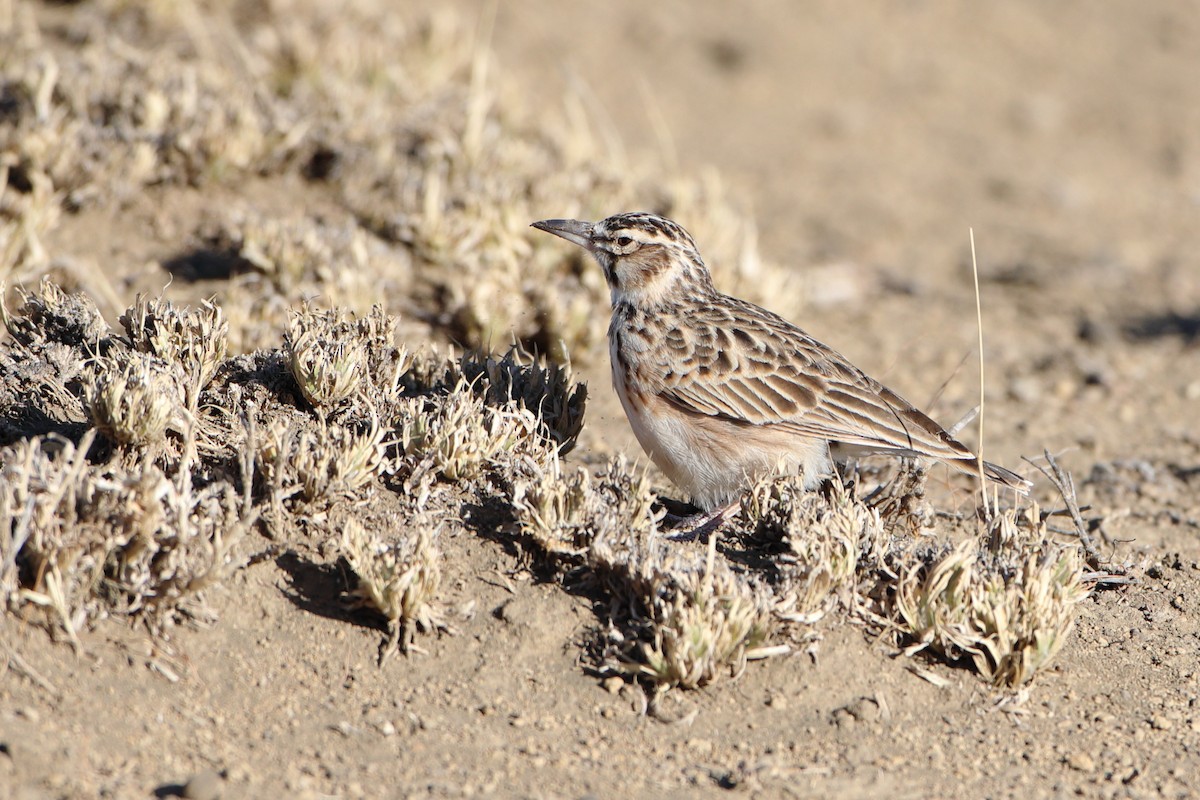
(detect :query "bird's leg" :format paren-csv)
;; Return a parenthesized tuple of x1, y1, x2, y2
(665, 500, 738, 542)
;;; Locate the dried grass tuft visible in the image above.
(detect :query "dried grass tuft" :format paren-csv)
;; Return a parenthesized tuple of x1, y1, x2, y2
(397, 382, 543, 482)
(460, 348, 587, 455)
(120, 295, 228, 408)
(341, 516, 444, 661)
(86, 352, 182, 447)
(893, 504, 1089, 687)
(255, 415, 387, 504)
(740, 475, 885, 620)
(0, 431, 253, 642)
(2, 277, 109, 349)
(513, 455, 659, 561)
(515, 455, 784, 690)
(283, 305, 409, 417)
(599, 540, 779, 690)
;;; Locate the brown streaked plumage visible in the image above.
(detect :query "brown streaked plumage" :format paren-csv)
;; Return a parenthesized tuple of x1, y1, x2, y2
(531, 212, 1030, 512)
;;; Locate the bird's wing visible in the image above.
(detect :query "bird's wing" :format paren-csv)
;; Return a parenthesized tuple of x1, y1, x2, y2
(656, 298, 974, 462)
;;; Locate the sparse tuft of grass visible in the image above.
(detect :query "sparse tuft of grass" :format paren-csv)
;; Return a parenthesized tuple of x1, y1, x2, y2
(282, 304, 410, 418)
(86, 352, 182, 447)
(893, 504, 1089, 687)
(285, 313, 368, 413)
(599, 539, 780, 691)
(515, 454, 787, 691)
(397, 381, 542, 482)
(341, 516, 444, 662)
(0, 430, 253, 643)
(739, 474, 885, 621)
(255, 415, 387, 505)
(513, 456, 659, 562)
(120, 295, 228, 410)
(2, 277, 109, 349)
(460, 347, 588, 455)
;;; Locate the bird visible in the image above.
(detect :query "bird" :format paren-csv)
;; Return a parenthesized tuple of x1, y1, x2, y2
(531, 212, 1029, 528)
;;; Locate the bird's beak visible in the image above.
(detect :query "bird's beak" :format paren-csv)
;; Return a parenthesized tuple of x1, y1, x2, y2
(531, 218, 594, 250)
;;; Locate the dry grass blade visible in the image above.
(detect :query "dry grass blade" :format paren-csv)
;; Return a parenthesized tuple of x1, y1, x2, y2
(1023, 449, 1103, 568)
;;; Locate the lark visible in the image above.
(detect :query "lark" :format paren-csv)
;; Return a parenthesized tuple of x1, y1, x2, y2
(532, 212, 1029, 525)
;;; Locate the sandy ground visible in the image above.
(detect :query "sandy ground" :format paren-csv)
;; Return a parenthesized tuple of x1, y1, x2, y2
(2, 1, 1200, 798)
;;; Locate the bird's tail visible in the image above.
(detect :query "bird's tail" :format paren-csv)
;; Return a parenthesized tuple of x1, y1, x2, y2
(974, 458, 1032, 493)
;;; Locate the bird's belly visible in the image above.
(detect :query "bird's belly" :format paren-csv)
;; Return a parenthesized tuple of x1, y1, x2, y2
(613, 378, 831, 511)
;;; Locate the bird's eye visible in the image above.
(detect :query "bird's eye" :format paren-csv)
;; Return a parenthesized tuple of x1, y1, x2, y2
(616, 235, 634, 247)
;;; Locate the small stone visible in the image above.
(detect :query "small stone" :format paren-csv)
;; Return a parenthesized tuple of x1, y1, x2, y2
(1151, 715, 1174, 731)
(377, 720, 396, 737)
(766, 694, 787, 711)
(845, 697, 881, 723)
(182, 769, 223, 800)
(601, 676, 624, 695)
(1067, 753, 1096, 772)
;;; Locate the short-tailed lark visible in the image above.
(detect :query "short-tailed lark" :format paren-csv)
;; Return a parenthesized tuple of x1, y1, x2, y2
(532, 212, 1029, 522)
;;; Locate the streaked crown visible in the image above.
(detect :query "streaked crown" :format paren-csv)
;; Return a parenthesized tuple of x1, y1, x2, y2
(532, 212, 714, 308)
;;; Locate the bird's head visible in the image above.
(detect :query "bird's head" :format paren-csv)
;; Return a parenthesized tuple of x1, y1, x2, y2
(532, 212, 714, 308)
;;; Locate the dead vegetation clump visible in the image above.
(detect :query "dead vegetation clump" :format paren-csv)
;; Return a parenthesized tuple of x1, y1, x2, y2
(0, 1, 284, 219)
(85, 351, 182, 448)
(340, 517, 444, 662)
(513, 456, 787, 691)
(603, 540, 780, 691)
(384, 346, 587, 485)
(396, 384, 542, 483)
(254, 414, 387, 505)
(0, 431, 253, 644)
(513, 455, 660, 562)
(892, 504, 1089, 687)
(2, 278, 109, 350)
(120, 294, 228, 409)
(0, 278, 106, 434)
(739, 474, 887, 622)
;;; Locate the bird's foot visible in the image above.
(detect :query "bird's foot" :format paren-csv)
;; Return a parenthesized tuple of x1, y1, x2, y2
(664, 501, 737, 542)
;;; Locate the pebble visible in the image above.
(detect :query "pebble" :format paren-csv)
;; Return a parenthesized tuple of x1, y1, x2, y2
(601, 677, 624, 695)
(845, 697, 882, 723)
(182, 769, 224, 800)
(1067, 752, 1096, 772)
(1150, 715, 1174, 731)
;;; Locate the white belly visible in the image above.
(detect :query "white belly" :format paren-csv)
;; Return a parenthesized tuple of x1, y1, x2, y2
(611, 355, 831, 510)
